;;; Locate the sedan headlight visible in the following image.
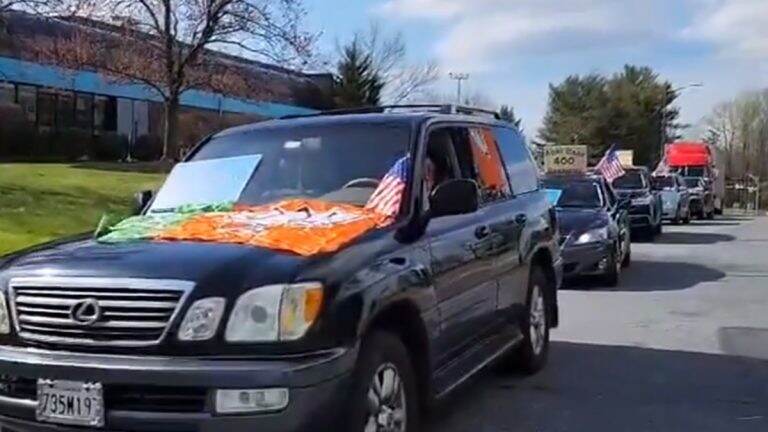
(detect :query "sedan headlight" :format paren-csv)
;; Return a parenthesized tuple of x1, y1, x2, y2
(574, 227, 609, 245)
(0, 292, 9, 334)
(225, 283, 323, 343)
(178, 297, 226, 341)
(631, 195, 653, 206)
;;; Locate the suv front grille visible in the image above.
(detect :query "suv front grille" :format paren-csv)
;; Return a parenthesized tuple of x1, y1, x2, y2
(8, 277, 193, 347)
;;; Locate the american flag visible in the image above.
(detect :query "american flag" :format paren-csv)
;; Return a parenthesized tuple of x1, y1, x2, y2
(366, 156, 410, 218)
(595, 146, 626, 183)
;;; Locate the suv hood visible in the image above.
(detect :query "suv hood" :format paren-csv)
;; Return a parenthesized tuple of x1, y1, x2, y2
(0, 238, 311, 293)
(615, 189, 649, 199)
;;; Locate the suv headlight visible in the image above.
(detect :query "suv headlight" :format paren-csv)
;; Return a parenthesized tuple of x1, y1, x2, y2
(225, 283, 323, 343)
(178, 297, 226, 341)
(574, 227, 609, 245)
(0, 292, 10, 334)
(631, 195, 652, 205)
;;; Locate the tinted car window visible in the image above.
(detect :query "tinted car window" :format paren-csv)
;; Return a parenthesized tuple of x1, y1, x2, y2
(543, 178, 602, 209)
(468, 127, 511, 203)
(613, 171, 646, 189)
(189, 123, 411, 206)
(493, 127, 539, 194)
(603, 180, 617, 206)
(653, 176, 676, 189)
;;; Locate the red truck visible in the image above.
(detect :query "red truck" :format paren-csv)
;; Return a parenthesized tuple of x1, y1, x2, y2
(664, 141, 725, 218)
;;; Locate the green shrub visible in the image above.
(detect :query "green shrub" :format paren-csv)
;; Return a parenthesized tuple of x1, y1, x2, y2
(131, 134, 163, 161)
(90, 132, 128, 161)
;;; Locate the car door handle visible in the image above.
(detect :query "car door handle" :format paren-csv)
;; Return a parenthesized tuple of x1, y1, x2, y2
(475, 225, 491, 239)
(515, 213, 528, 225)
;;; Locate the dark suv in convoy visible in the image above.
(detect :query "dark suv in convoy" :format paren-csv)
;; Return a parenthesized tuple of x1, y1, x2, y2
(612, 167, 663, 240)
(0, 105, 561, 432)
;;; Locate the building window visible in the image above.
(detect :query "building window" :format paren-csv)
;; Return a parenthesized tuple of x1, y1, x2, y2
(17, 85, 37, 123)
(75, 93, 93, 130)
(94, 95, 117, 134)
(57, 91, 75, 129)
(38, 90, 56, 130)
(0, 82, 15, 105)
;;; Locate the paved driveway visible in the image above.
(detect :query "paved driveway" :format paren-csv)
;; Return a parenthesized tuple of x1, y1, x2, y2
(427, 215, 768, 431)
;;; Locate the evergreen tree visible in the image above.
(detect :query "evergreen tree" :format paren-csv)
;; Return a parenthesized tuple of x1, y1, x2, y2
(499, 105, 522, 129)
(334, 39, 384, 108)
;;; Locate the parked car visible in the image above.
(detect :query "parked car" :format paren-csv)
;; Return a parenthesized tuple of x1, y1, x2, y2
(652, 173, 691, 224)
(612, 167, 663, 240)
(543, 173, 631, 286)
(0, 106, 562, 432)
(684, 176, 716, 219)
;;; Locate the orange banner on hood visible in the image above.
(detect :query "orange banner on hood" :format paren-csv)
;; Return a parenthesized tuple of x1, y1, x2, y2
(157, 199, 391, 256)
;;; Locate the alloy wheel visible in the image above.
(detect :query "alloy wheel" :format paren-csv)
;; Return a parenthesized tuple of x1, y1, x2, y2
(365, 363, 407, 432)
(529, 285, 547, 355)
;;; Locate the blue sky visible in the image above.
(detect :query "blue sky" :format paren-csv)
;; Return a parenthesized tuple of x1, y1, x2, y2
(303, 0, 768, 138)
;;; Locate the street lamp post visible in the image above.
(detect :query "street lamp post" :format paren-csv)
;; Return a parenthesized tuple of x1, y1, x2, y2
(449, 72, 469, 104)
(659, 82, 703, 162)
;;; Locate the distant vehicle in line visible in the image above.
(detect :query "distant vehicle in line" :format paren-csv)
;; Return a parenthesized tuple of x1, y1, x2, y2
(685, 176, 716, 219)
(665, 141, 725, 216)
(612, 167, 663, 240)
(543, 173, 631, 286)
(652, 174, 691, 224)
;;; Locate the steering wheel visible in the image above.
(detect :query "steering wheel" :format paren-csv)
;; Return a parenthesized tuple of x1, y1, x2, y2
(342, 178, 380, 189)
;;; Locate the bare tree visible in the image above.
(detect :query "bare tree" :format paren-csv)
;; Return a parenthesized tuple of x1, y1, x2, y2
(348, 22, 438, 104)
(33, 0, 316, 160)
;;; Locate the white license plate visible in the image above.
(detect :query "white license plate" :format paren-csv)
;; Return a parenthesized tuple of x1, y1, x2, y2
(36, 380, 105, 428)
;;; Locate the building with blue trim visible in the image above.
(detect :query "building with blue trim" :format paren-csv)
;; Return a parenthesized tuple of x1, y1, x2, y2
(0, 11, 328, 158)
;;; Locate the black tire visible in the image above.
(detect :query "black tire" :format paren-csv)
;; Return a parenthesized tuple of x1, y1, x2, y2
(510, 266, 551, 375)
(706, 210, 715, 220)
(621, 239, 631, 268)
(344, 331, 419, 432)
(601, 246, 620, 287)
(683, 213, 691, 224)
(654, 220, 663, 236)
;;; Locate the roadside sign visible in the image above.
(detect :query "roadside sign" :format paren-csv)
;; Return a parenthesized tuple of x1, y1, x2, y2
(616, 150, 634, 167)
(544, 145, 587, 173)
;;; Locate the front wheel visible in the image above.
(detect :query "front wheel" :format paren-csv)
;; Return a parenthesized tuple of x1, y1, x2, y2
(345, 332, 419, 432)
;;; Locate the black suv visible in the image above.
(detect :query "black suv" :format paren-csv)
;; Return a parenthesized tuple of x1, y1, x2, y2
(612, 167, 663, 240)
(0, 105, 561, 432)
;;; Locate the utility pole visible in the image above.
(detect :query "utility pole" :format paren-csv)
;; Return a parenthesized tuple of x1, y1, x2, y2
(449, 72, 469, 104)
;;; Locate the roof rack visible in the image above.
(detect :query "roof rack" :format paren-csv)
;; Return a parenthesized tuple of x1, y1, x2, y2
(280, 104, 501, 120)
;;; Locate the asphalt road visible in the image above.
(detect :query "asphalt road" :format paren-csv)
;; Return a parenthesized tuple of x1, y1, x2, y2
(426, 214, 768, 432)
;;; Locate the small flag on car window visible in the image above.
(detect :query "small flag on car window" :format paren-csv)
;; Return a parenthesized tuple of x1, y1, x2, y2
(366, 156, 410, 218)
(595, 146, 626, 182)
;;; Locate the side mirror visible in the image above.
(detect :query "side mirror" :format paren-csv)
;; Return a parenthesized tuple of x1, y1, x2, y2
(618, 198, 631, 210)
(134, 190, 154, 215)
(429, 179, 479, 218)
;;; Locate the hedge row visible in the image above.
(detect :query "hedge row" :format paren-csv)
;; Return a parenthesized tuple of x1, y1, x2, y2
(0, 106, 163, 162)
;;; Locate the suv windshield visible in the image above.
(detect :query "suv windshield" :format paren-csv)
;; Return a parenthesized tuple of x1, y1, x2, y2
(613, 171, 645, 190)
(653, 176, 675, 189)
(685, 177, 702, 188)
(149, 123, 411, 212)
(543, 179, 602, 209)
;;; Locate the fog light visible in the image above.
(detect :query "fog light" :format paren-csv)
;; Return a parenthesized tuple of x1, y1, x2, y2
(597, 257, 608, 270)
(215, 388, 289, 414)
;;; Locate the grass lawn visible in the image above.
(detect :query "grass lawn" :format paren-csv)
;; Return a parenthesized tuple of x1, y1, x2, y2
(0, 163, 166, 256)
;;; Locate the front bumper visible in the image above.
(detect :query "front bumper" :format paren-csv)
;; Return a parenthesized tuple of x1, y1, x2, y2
(0, 346, 356, 432)
(628, 204, 653, 228)
(560, 241, 612, 279)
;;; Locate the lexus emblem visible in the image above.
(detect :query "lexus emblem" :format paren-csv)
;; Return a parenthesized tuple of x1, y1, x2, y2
(69, 298, 102, 326)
